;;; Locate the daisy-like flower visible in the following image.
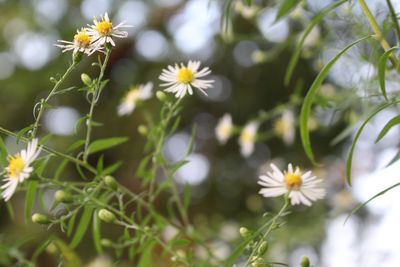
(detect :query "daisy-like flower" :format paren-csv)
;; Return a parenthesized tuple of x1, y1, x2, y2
(87, 12, 132, 48)
(159, 60, 214, 98)
(117, 82, 153, 116)
(215, 113, 234, 145)
(56, 28, 97, 55)
(239, 121, 259, 157)
(1, 139, 41, 201)
(258, 163, 325, 206)
(273, 110, 295, 145)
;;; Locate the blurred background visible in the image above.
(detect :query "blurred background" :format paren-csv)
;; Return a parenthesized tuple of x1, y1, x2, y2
(1, 0, 400, 266)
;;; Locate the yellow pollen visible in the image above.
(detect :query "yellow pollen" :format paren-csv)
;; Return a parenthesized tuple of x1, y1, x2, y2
(7, 155, 25, 178)
(95, 20, 113, 35)
(74, 30, 91, 47)
(240, 131, 255, 143)
(177, 68, 194, 84)
(284, 173, 302, 190)
(220, 125, 232, 136)
(125, 88, 140, 103)
(274, 119, 289, 136)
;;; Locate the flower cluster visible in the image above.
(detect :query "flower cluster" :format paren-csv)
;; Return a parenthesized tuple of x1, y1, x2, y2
(56, 12, 131, 55)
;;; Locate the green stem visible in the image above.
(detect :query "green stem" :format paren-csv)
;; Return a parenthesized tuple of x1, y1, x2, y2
(358, 0, 398, 66)
(31, 61, 78, 138)
(83, 49, 112, 162)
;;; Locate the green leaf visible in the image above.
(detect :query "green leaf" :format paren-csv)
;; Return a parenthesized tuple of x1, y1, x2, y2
(16, 125, 34, 142)
(25, 181, 38, 223)
(54, 158, 69, 180)
(375, 115, 400, 143)
(346, 101, 398, 185)
(137, 242, 155, 267)
(74, 116, 87, 134)
(284, 0, 347, 86)
(6, 202, 14, 220)
(0, 136, 8, 167)
(67, 140, 85, 153)
(67, 212, 77, 237)
(88, 137, 129, 155)
(300, 35, 372, 164)
(92, 210, 103, 254)
(276, 0, 299, 21)
(101, 161, 123, 176)
(378, 47, 399, 101)
(70, 206, 94, 248)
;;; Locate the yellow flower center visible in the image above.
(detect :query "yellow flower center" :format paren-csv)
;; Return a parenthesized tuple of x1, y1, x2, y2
(240, 131, 255, 143)
(7, 155, 25, 178)
(177, 68, 194, 84)
(74, 30, 91, 48)
(284, 173, 302, 190)
(274, 119, 289, 136)
(125, 88, 140, 103)
(96, 20, 113, 35)
(220, 125, 232, 136)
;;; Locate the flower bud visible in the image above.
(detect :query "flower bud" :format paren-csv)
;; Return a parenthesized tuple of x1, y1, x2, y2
(32, 213, 51, 225)
(81, 73, 92, 86)
(239, 227, 251, 238)
(55, 190, 73, 204)
(257, 241, 268, 255)
(138, 125, 148, 136)
(156, 91, 167, 102)
(100, 239, 113, 248)
(103, 176, 118, 190)
(301, 256, 310, 267)
(98, 209, 115, 223)
(72, 51, 83, 63)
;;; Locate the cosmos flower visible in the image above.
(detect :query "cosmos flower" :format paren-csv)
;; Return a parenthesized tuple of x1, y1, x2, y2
(215, 113, 234, 145)
(56, 28, 98, 55)
(1, 139, 41, 201)
(258, 163, 325, 206)
(273, 110, 295, 145)
(87, 12, 132, 48)
(117, 82, 153, 116)
(239, 121, 259, 157)
(159, 61, 214, 98)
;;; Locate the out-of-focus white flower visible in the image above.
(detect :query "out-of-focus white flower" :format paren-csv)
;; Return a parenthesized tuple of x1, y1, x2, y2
(234, 1, 260, 19)
(162, 225, 179, 241)
(258, 163, 325, 206)
(85, 256, 112, 267)
(273, 110, 295, 145)
(56, 28, 98, 55)
(239, 121, 259, 157)
(303, 26, 321, 48)
(1, 139, 41, 201)
(117, 82, 153, 116)
(159, 61, 214, 99)
(87, 12, 132, 48)
(215, 113, 234, 145)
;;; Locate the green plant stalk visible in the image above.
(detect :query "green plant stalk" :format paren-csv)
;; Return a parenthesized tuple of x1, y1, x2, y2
(358, 0, 398, 66)
(246, 198, 290, 266)
(386, 0, 400, 44)
(31, 61, 78, 138)
(83, 48, 112, 162)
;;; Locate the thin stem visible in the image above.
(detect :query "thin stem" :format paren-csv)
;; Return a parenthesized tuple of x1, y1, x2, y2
(386, 0, 400, 44)
(358, 0, 398, 66)
(83, 49, 112, 162)
(31, 61, 78, 138)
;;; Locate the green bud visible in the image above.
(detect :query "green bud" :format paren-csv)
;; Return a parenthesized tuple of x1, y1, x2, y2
(156, 91, 167, 102)
(100, 239, 113, 248)
(251, 256, 265, 267)
(239, 227, 251, 238)
(257, 241, 268, 255)
(72, 51, 83, 63)
(300, 256, 310, 267)
(105, 42, 113, 51)
(81, 73, 92, 86)
(32, 213, 51, 225)
(138, 125, 148, 136)
(54, 190, 73, 204)
(103, 175, 118, 190)
(98, 209, 115, 223)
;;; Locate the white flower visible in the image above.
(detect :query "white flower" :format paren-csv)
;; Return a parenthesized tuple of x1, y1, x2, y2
(87, 12, 132, 48)
(1, 139, 41, 201)
(273, 110, 295, 145)
(117, 82, 153, 116)
(215, 113, 233, 144)
(159, 60, 214, 98)
(258, 163, 325, 206)
(239, 121, 259, 157)
(56, 28, 98, 55)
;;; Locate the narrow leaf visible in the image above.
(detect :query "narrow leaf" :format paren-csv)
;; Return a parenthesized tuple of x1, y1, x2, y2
(375, 115, 400, 143)
(92, 210, 103, 254)
(378, 47, 399, 101)
(276, 0, 298, 21)
(88, 137, 129, 155)
(70, 206, 94, 248)
(25, 181, 38, 223)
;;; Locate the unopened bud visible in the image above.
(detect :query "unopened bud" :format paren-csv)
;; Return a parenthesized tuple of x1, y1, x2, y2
(104, 176, 118, 190)
(239, 227, 251, 238)
(98, 209, 115, 223)
(301, 256, 310, 267)
(257, 241, 268, 255)
(81, 73, 92, 86)
(138, 125, 148, 136)
(72, 51, 83, 63)
(55, 190, 73, 204)
(32, 213, 51, 225)
(156, 91, 167, 102)
(100, 239, 113, 248)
